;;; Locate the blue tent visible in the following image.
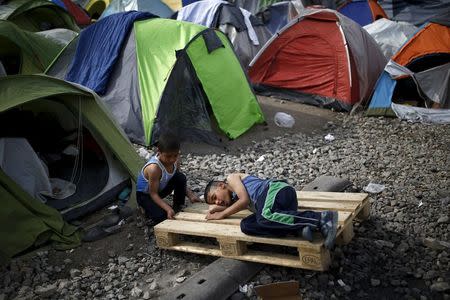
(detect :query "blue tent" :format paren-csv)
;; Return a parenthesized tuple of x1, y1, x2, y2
(338, 0, 387, 27)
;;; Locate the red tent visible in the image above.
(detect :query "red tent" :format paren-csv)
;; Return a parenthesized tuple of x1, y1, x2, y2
(249, 9, 386, 111)
(62, 0, 91, 26)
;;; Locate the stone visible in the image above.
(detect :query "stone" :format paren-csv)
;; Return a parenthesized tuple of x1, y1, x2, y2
(108, 250, 116, 258)
(430, 282, 450, 292)
(130, 286, 142, 297)
(70, 269, 81, 278)
(142, 291, 151, 299)
(34, 284, 57, 298)
(437, 216, 449, 224)
(104, 285, 112, 292)
(149, 281, 159, 291)
(176, 277, 187, 283)
(82, 268, 94, 278)
(117, 256, 129, 264)
(371, 279, 381, 287)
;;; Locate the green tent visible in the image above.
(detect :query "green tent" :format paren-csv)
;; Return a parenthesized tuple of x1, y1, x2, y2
(47, 17, 265, 146)
(0, 75, 142, 264)
(0, 0, 79, 32)
(0, 20, 66, 75)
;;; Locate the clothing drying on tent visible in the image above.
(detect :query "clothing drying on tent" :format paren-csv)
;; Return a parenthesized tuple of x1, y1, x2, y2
(249, 8, 387, 111)
(0, 20, 65, 75)
(0, 0, 79, 32)
(176, 0, 272, 68)
(100, 0, 173, 19)
(0, 74, 142, 263)
(337, 0, 387, 27)
(363, 18, 417, 59)
(52, 0, 91, 26)
(367, 13, 450, 117)
(379, 0, 450, 26)
(47, 14, 265, 146)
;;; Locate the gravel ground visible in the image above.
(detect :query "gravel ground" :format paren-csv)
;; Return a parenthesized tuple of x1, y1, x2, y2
(1, 113, 449, 300)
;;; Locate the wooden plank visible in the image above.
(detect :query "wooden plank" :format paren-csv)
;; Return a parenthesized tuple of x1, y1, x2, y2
(297, 191, 368, 202)
(155, 220, 324, 250)
(161, 242, 329, 270)
(298, 200, 361, 211)
(175, 211, 352, 227)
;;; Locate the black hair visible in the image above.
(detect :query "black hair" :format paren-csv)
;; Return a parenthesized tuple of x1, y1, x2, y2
(204, 180, 224, 203)
(156, 132, 180, 153)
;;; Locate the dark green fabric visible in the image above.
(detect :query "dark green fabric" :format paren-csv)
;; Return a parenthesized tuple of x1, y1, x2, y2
(0, 20, 64, 74)
(0, 0, 79, 32)
(0, 169, 81, 265)
(0, 75, 142, 265)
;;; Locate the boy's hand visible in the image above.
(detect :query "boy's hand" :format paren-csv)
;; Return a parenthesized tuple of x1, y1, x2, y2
(166, 208, 175, 219)
(205, 211, 224, 220)
(209, 205, 227, 214)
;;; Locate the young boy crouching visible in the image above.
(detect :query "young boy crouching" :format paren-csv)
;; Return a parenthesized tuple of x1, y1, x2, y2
(136, 133, 200, 224)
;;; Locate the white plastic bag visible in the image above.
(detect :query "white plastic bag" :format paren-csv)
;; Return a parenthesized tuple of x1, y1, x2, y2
(274, 112, 295, 128)
(363, 183, 385, 194)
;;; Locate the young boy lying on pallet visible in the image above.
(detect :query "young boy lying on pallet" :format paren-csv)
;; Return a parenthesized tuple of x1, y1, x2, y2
(204, 173, 338, 249)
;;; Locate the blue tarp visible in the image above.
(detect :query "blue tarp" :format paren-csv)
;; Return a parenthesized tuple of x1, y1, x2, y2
(339, 1, 373, 27)
(65, 11, 154, 95)
(368, 71, 397, 110)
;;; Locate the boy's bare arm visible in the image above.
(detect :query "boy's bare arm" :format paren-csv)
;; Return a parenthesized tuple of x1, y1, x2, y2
(146, 165, 175, 219)
(206, 173, 250, 220)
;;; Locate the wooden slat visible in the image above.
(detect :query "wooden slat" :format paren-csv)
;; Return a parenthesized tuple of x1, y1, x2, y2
(175, 211, 352, 227)
(297, 191, 368, 202)
(155, 220, 323, 249)
(298, 200, 361, 211)
(165, 242, 307, 269)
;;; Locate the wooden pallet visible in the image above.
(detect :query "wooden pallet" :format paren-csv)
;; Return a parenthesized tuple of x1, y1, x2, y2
(154, 191, 370, 271)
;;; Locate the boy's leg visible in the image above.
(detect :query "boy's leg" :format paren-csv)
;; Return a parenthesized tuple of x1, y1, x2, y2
(241, 213, 292, 237)
(256, 184, 321, 231)
(256, 183, 338, 248)
(136, 191, 166, 224)
(159, 172, 187, 209)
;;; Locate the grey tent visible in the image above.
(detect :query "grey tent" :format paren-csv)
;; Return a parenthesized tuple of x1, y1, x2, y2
(176, 0, 272, 68)
(363, 18, 417, 59)
(379, 0, 450, 26)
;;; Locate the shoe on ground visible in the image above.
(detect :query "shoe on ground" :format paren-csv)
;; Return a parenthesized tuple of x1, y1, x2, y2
(320, 211, 338, 249)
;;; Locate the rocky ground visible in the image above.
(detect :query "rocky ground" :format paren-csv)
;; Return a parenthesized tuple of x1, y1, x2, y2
(1, 112, 449, 300)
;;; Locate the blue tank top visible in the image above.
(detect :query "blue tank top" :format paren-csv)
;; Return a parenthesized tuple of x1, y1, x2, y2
(136, 155, 177, 194)
(240, 175, 271, 208)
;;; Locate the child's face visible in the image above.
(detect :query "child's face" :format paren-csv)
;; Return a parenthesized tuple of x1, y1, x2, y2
(158, 150, 179, 167)
(207, 184, 231, 206)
